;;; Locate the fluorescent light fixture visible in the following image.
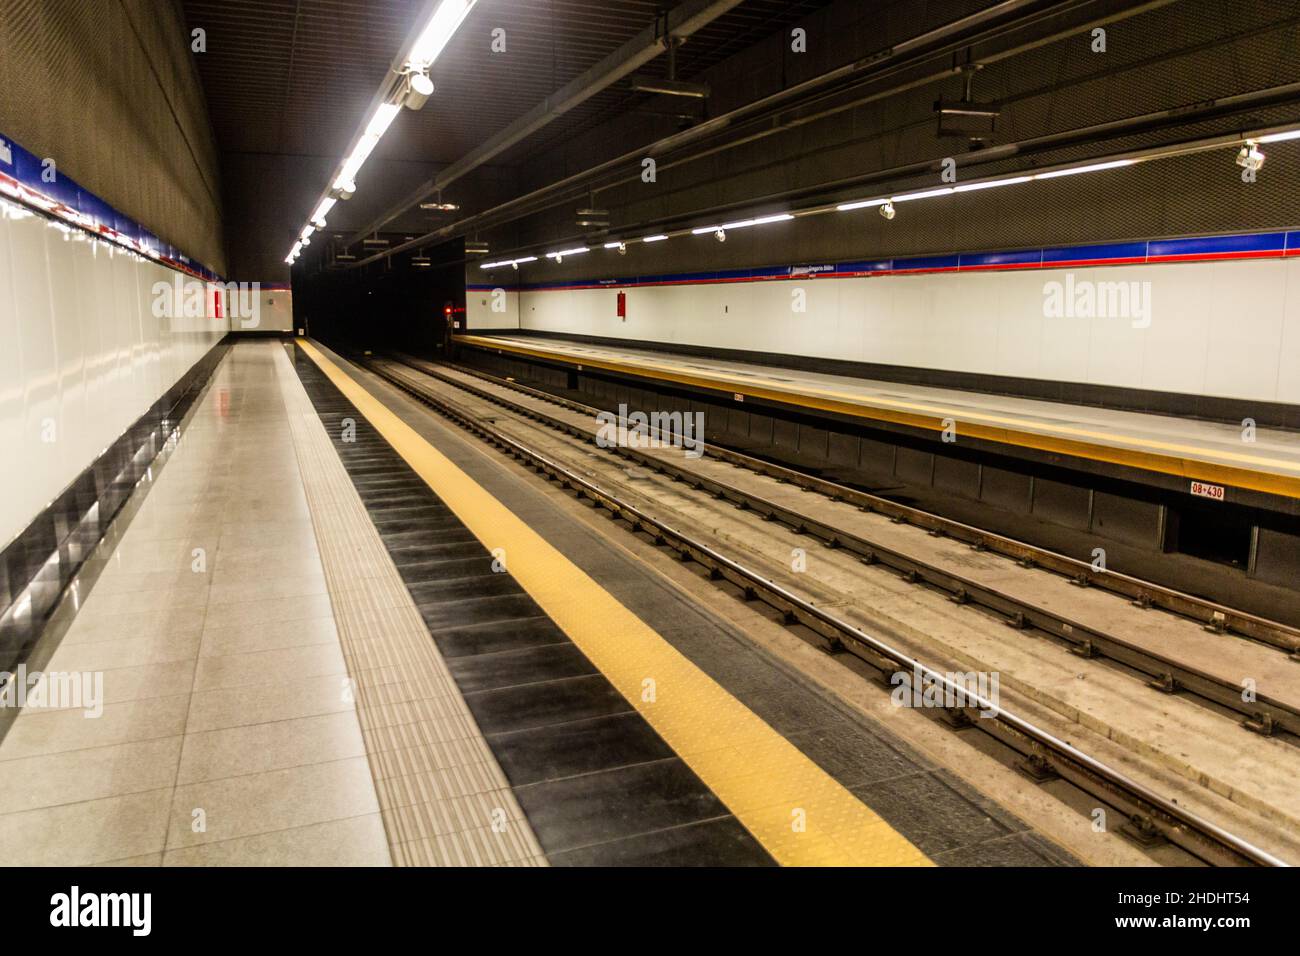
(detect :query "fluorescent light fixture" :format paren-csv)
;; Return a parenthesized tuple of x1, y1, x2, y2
(1256, 129, 1300, 143)
(692, 213, 794, 234)
(480, 255, 538, 270)
(300, 225, 315, 240)
(891, 187, 954, 202)
(732, 213, 794, 228)
(1033, 159, 1135, 179)
(335, 103, 401, 188)
(643, 234, 668, 243)
(546, 246, 590, 259)
(408, 0, 477, 68)
(603, 241, 623, 248)
(836, 197, 890, 212)
(311, 197, 337, 222)
(952, 175, 1032, 192)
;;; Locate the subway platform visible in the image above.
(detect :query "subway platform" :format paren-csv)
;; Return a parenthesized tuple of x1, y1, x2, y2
(453, 333, 1300, 500)
(0, 340, 1076, 867)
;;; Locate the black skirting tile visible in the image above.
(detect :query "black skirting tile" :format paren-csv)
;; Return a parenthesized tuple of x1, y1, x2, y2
(548, 816, 775, 867)
(462, 673, 633, 735)
(448, 642, 599, 694)
(406, 573, 523, 604)
(433, 616, 570, 658)
(486, 711, 674, 787)
(417, 592, 540, 630)
(382, 526, 481, 550)
(512, 757, 731, 855)
(395, 553, 499, 583)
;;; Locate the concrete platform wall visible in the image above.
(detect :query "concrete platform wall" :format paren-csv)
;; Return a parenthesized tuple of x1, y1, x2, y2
(488, 255, 1300, 406)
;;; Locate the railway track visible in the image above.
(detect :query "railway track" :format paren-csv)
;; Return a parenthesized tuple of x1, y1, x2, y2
(393, 351, 1300, 740)
(359, 351, 1289, 868)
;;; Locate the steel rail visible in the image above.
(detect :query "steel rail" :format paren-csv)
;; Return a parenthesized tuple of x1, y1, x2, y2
(406, 352, 1300, 654)
(360, 353, 1287, 867)
(389, 353, 1300, 738)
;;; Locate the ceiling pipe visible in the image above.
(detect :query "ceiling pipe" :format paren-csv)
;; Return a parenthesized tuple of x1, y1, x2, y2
(343, 0, 747, 248)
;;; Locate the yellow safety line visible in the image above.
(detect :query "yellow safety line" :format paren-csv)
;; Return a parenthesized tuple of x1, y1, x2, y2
(455, 334, 1300, 500)
(297, 339, 931, 867)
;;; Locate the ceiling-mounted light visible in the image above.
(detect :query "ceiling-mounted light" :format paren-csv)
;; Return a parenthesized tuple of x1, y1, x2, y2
(311, 197, 337, 222)
(334, 103, 401, 190)
(952, 175, 1031, 193)
(629, 76, 710, 99)
(691, 212, 793, 235)
(546, 246, 589, 261)
(643, 234, 668, 243)
(480, 255, 537, 270)
(1033, 159, 1134, 180)
(1256, 129, 1300, 144)
(836, 197, 890, 212)
(891, 187, 953, 203)
(301, 225, 316, 240)
(407, 0, 477, 69)
(603, 241, 622, 249)
(404, 71, 434, 110)
(1236, 141, 1265, 173)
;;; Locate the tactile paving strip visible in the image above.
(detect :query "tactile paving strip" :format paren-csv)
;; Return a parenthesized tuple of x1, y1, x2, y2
(274, 344, 546, 866)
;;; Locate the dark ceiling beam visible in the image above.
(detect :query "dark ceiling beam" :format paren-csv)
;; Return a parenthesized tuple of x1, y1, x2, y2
(341, 0, 746, 247)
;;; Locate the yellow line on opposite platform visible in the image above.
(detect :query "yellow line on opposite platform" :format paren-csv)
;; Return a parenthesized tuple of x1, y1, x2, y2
(454, 334, 1300, 500)
(297, 339, 931, 867)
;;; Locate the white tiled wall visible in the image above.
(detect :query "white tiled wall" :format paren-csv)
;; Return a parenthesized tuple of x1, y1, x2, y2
(250, 288, 293, 332)
(466, 285, 520, 329)
(0, 201, 230, 549)
(516, 257, 1300, 405)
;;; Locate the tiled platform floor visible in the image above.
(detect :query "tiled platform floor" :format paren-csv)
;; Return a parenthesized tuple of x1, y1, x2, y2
(0, 340, 538, 865)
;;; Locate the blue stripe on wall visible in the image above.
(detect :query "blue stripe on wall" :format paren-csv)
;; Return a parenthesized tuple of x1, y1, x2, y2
(473, 229, 1299, 294)
(0, 129, 226, 282)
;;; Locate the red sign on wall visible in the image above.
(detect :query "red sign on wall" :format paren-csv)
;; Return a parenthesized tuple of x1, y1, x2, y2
(617, 291, 627, 318)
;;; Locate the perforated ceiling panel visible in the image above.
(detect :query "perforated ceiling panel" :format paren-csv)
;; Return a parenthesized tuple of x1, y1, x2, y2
(0, 0, 226, 272)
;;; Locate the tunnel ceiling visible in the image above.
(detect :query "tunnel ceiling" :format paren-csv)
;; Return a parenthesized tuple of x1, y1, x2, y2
(182, 0, 1300, 281)
(182, 0, 832, 266)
